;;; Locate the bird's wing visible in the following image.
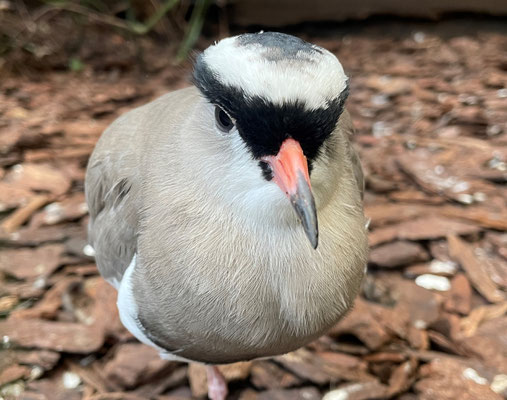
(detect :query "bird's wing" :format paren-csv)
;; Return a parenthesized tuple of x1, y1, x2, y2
(339, 110, 365, 199)
(85, 111, 145, 287)
(85, 87, 198, 287)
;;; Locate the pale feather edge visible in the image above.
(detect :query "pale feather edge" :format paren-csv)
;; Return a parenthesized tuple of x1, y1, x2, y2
(116, 254, 196, 363)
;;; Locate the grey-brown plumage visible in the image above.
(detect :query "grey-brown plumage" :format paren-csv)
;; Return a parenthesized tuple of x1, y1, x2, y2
(86, 32, 368, 376)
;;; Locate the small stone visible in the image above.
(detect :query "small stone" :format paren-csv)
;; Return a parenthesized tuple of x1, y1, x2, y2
(323, 381, 388, 400)
(456, 193, 474, 204)
(83, 244, 96, 257)
(462, 368, 488, 385)
(415, 274, 451, 291)
(62, 371, 81, 389)
(413, 32, 426, 43)
(429, 260, 457, 275)
(491, 374, 507, 394)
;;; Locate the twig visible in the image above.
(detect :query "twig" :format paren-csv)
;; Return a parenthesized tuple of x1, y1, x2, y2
(133, 0, 180, 34)
(38, 0, 181, 36)
(40, 2, 134, 31)
(176, 0, 211, 62)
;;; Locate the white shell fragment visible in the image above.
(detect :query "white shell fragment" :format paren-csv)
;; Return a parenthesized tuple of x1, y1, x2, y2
(429, 260, 457, 275)
(462, 368, 488, 385)
(415, 274, 451, 291)
(323, 383, 365, 400)
(62, 371, 81, 389)
(83, 244, 96, 257)
(491, 374, 507, 394)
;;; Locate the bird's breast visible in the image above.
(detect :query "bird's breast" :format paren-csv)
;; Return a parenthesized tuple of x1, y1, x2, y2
(133, 207, 367, 364)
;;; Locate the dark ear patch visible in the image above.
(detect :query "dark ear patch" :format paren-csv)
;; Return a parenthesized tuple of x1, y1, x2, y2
(258, 161, 273, 181)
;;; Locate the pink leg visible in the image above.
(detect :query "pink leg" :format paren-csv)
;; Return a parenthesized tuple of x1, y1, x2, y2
(206, 365, 228, 400)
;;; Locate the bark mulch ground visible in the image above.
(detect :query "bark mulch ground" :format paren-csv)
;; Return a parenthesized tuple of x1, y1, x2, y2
(0, 18, 506, 400)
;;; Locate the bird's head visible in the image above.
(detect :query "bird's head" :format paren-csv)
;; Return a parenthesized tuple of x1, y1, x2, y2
(192, 32, 350, 249)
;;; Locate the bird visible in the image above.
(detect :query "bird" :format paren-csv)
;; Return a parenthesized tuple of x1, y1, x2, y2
(85, 31, 369, 400)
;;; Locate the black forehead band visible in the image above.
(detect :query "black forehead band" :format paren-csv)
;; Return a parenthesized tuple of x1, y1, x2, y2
(192, 57, 349, 161)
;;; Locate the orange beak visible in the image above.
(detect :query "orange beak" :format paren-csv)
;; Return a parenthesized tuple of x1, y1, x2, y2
(262, 138, 318, 249)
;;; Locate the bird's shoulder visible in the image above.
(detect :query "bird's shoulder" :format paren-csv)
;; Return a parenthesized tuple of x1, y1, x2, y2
(337, 109, 364, 199)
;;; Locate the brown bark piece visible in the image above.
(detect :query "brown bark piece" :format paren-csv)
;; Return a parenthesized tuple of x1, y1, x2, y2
(11, 276, 80, 320)
(415, 358, 502, 400)
(23, 369, 83, 400)
(0, 318, 104, 353)
(0, 182, 33, 211)
(329, 298, 392, 350)
(364, 203, 430, 229)
(448, 235, 506, 303)
(0, 125, 22, 154)
(369, 216, 480, 247)
(441, 206, 507, 231)
(387, 358, 418, 396)
(134, 366, 188, 398)
(0, 364, 31, 385)
(0, 244, 65, 280)
(376, 274, 441, 330)
(250, 361, 302, 389)
(396, 149, 499, 203)
(1, 194, 50, 233)
(0, 224, 80, 246)
(102, 343, 173, 389)
(460, 316, 507, 373)
(275, 348, 336, 384)
(14, 349, 61, 370)
(444, 273, 472, 315)
(31, 192, 88, 227)
(369, 240, 429, 267)
(4, 163, 71, 196)
(460, 302, 507, 337)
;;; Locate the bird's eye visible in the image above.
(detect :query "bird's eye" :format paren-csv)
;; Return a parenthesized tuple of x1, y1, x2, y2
(215, 106, 234, 133)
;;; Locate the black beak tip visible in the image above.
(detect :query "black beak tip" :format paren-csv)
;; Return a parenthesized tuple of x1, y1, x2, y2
(309, 233, 318, 249)
(291, 172, 319, 250)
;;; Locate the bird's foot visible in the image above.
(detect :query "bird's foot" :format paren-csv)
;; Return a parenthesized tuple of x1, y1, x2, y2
(206, 365, 228, 400)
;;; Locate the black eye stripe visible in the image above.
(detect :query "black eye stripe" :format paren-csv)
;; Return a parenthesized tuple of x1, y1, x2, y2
(194, 58, 348, 160)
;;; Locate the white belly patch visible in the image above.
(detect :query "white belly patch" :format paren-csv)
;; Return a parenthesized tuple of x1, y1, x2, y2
(116, 254, 194, 363)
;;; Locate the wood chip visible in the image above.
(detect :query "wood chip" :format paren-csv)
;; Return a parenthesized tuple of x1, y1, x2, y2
(444, 274, 472, 315)
(0, 182, 33, 211)
(369, 216, 480, 247)
(0, 318, 104, 353)
(369, 240, 429, 267)
(448, 235, 506, 303)
(4, 163, 71, 196)
(460, 302, 507, 337)
(0, 244, 65, 280)
(10, 276, 80, 320)
(329, 298, 392, 350)
(1, 194, 50, 233)
(0, 364, 31, 386)
(250, 361, 302, 389)
(102, 343, 173, 389)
